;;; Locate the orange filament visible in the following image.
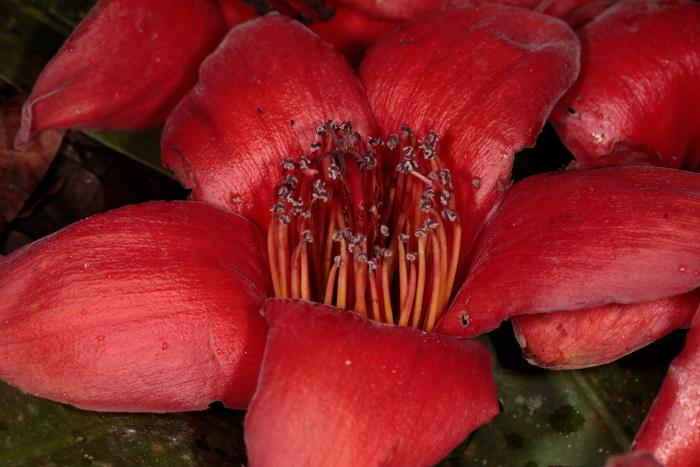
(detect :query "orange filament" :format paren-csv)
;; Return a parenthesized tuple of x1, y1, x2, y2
(267, 121, 461, 331)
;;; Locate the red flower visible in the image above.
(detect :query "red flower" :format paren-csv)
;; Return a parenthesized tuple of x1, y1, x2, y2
(1, 7, 587, 463)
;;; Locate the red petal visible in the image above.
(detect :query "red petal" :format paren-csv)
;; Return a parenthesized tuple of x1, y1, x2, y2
(0, 202, 269, 412)
(162, 14, 375, 229)
(439, 166, 700, 337)
(338, 0, 550, 21)
(512, 291, 700, 369)
(216, 0, 257, 28)
(631, 309, 700, 466)
(245, 299, 498, 466)
(311, 6, 399, 67)
(361, 6, 580, 254)
(15, 0, 225, 145)
(337, 0, 443, 20)
(605, 451, 664, 467)
(550, 0, 700, 169)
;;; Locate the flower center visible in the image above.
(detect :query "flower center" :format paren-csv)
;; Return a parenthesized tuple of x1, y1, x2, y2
(267, 121, 461, 331)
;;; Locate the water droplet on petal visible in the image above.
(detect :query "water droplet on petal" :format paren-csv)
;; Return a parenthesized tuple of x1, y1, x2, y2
(161, 342, 168, 350)
(96, 335, 105, 342)
(679, 265, 688, 273)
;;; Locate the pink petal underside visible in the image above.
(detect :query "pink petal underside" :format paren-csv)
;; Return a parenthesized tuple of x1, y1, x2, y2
(161, 13, 375, 230)
(550, 0, 700, 170)
(360, 6, 580, 262)
(0, 201, 270, 412)
(631, 308, 700, 467)
(15, 0, 225, 145)
(438, 166, 700, 338)
(245, 299, 498, 466)
(512, 290, 700, 369)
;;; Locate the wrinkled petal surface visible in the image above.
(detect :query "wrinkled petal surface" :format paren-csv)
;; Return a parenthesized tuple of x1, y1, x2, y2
(16, 0, 225, 145)
(512, 291, 700, 369)
(245, 299, 498, 466)
(631, 308, 700, 466)
(162, 14, 375, 229)
(361, 6, 580, 254)
(0, 202, 270, 412)
(551, 0, 700, 169)
(439, 166, 700, 337)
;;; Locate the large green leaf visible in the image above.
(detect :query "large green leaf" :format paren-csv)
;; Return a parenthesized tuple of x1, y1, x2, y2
(0, 0, 167, 175)
(440, 328, 680, 467)
(0, 381, 246, 466)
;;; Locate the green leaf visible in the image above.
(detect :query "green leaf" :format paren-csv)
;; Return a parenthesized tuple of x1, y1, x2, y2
(439, 327, 680, 467)
(0, 381, 246, 466)
(84, 129, 169, 176)
(0, 0, 169, 175)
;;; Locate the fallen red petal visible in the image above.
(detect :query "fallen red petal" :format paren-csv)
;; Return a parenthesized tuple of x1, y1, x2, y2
(631, 308, 700, 466)
(162, 13, 375, 230)
(551, 0, 700, 169)
(245, 299, 498, 466)
(361, 5, 580, 258)
(0, 201, 269, 412)
(512, 291, 700, 369)
(1, 97, 63, 228)
(439, 166, 700, 337)
(15, 0, 226, 145)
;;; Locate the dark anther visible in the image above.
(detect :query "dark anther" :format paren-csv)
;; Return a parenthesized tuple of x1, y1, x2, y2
(459, 310, 470, 327)
(368, 136, 382, 147)
(386, 134, 400, 150)
(281, 157, 295, 170)
(315, 123, 327, 136)
(400, 124, 412, 139)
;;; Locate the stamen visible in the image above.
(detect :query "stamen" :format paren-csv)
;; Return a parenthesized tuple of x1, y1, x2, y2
(266, 122, 461, 330)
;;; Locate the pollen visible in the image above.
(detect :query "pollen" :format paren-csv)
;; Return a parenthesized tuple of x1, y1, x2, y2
(267, 121, 461, 332)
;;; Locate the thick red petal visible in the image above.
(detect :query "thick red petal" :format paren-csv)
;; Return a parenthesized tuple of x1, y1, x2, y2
(311, 6, 399, 67)
(162, 14, 375, 229)
(245, 299, 498, 466)
(544, 0, 618, 27)
(337, 0, 444, 20)
(338, 0, 550, 21)
(216, 0, 257, 28)
(16, 0, 225, 145)
(550, 0, 700, 169)
(361, 6, 580, 255)
(439, 166, 700, 337)
(512, 291, 700, 369)
(631, 308, 700, 466)
(0, 202, 269, 412)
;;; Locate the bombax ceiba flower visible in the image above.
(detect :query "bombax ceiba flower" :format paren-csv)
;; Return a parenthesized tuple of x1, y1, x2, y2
(5, 4, 700, 465)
